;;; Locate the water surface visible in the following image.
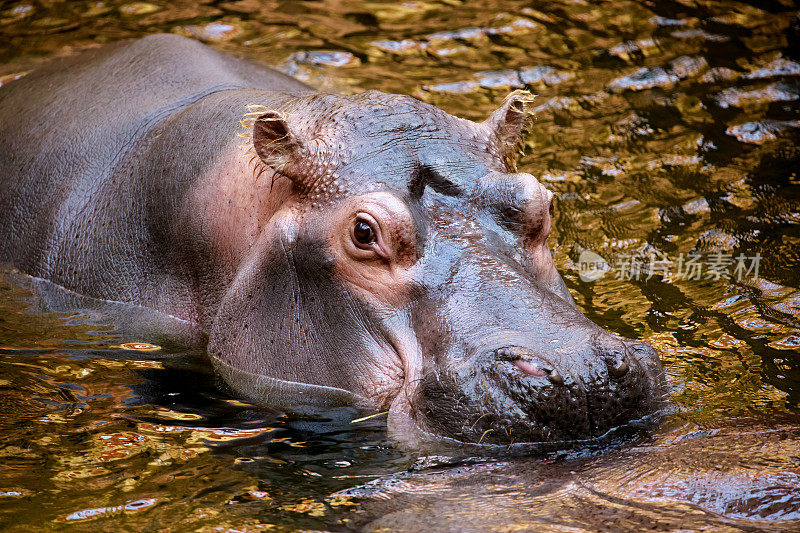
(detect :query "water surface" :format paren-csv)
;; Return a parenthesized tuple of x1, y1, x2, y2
(1, 1, 799, 531)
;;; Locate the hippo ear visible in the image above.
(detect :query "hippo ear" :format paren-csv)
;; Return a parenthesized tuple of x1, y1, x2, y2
(484, 90, 535, 171)
(252, 110, 312, 187)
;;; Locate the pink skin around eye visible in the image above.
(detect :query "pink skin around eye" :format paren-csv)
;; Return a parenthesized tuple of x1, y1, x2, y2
(371, 232, 391, 259)
(514, 359, 548, 377)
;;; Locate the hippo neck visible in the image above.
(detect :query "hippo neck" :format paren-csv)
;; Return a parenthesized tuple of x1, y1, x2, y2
(179, 128, 296, 329)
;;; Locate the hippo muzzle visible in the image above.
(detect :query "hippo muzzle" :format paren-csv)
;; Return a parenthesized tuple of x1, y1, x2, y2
(415, 337, 663, 445)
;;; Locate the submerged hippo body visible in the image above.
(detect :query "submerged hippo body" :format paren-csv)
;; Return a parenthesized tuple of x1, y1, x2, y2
(0, 34, 663, 446)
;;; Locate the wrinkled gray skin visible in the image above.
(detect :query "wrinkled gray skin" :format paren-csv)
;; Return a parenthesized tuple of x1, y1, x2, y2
(0, 34, 664, 446)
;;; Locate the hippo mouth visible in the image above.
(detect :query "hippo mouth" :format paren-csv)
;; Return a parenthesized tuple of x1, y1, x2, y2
(387, 405, 664, 456)
(209, 353, 376, 414)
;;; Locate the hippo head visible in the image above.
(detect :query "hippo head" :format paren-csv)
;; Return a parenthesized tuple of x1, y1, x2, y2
(207, 90, 665, 447)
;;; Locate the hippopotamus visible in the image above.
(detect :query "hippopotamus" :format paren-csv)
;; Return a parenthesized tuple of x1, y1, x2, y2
(0, 34, 664, 447)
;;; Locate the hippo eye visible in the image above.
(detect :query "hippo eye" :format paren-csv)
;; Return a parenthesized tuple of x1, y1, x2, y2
(352, 218, 377, 248)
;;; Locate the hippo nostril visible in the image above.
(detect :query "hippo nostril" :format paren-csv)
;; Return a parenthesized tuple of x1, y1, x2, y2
(495, 346, 562, 383)
(601, 342, 632, 380)
(547, 369, 564, 385)
(513, 359, 548, 377)
(495, 346, 526, 360)
(606, 358, 630, 379)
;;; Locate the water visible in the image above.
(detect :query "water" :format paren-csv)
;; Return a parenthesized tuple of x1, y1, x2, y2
(1, 1, 799, 530)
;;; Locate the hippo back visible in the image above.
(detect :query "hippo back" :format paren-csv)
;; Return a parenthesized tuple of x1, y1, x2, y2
(0, 33, 311, 283)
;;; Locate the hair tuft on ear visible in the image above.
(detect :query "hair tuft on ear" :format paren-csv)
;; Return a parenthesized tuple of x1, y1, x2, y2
(252, 110, 305, 171)
(484, 90, 536, 172)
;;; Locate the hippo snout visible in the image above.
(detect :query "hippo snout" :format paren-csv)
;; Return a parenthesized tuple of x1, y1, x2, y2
(414, 336, 664, 445)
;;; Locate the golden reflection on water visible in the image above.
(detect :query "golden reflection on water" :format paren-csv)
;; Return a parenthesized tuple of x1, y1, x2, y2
(1, 0, 800, 530)
(118, 342, 162, 352)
